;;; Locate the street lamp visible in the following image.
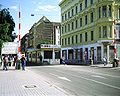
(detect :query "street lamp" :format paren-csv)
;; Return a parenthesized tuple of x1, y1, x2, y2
(12, 32, 17, 42)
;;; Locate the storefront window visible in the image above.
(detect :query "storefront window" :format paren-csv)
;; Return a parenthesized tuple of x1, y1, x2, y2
(55, 51, 60, 59)
(97, 47, 101, 61)
(44, 51, 52, 59)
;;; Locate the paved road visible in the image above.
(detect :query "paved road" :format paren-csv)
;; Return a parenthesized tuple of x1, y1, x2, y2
(28, 65, 120, 96)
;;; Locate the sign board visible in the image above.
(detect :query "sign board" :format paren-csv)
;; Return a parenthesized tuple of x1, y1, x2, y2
(41, 44, 61, 48)
(1, 42, 18, 55)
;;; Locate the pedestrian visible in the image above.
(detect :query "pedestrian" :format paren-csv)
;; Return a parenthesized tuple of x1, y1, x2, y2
(39, 54, 42, 63)
(20, 55, 26, 70)
(13, 55, 17, 66)
(103, 57, 107, 66)
(89, 56, 93, 65)
(61, 56, 65, 65)
(115, 57, 119, 67)
(3, 55, 8, 71)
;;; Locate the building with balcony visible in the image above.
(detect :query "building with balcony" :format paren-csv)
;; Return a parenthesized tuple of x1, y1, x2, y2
(27, 16, 61, 64)
(59, 0, 120, 64)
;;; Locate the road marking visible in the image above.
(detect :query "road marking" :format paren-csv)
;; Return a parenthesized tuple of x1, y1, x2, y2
(75, 75, 120, 90)
(77, 70, 120, 78)
(49, 73, 71, 82)
(55, 70, 120, 90)
(91, 75, 107, 79)
(49, 73, 59, 77)
(58, 77, 71, 82)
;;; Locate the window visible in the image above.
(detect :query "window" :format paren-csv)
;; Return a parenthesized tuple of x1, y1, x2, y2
(99, 27, 101, 38)
(85, 32, 87, 42)
(65, 38, 67, 45)
(68, 11, 70, 18)
(76, 6, 78, 14)
(85, 0, 87, 8)
(91, 31, 94, 41)
(62, 26, 64, 34)
(91, 12, 93, 22)
(72, 36, 74, 44)
(55, 51, 60, 59)
(85, 15, 87, 25)
(109, 26, 112, 38)
(103, 26, 107, 38)
(72, 22, 74, 30)
(68, 37, 70, 45)
(72, 9, 74, 16)
(90, 0, 93, 4)
(62, 16, 64, 21)
(75, 20, 78, 28)
(80, 18, 82, 27)
(102, 6, 107, 17)
(80, 34, 82, 42)
(65, 25, 67, 33)
(65, 14, 67, 20)
(44, 51, 52, 59)
(76, 35, 78, 43)
(119, 8, 120, 19)
(62, 39, 64, 46)
(80, 3, 82, 12)
(99, 7, 101, 18)
(108, 5, 111, 17)
(68, 24, 70, 31)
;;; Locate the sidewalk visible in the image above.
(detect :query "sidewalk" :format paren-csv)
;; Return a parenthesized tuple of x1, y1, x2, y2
(0, 67, 70, 96)
(90, 63, 120, 69)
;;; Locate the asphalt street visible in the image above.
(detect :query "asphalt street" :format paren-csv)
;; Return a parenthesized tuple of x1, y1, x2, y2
(28, 65, 120, 96)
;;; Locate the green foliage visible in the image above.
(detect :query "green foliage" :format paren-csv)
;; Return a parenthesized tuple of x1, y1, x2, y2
(0, 8, 15, 50)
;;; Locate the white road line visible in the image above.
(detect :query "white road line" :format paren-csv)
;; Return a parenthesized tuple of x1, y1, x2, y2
(55, 70, 120, 90)
(49, 73, 71, 82)
(78, 70, 120, 78)
(78, 75, 120, 90)
(91, 75, 107, 79)
(49, 73, 59, 77)
(58, 77, 71, 82)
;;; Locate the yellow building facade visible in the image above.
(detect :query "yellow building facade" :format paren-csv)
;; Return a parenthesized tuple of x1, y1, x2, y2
(59, 0, 120, 64)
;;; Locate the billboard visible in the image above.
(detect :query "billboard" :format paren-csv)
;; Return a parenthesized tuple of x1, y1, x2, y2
(1, 42, 18, 55)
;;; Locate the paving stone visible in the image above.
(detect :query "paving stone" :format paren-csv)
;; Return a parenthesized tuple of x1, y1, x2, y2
(0, 67, 70, 96)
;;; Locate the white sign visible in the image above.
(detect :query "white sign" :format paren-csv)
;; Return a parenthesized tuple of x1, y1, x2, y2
(41, 44, 61, 48)
(1, 42, 18, 54)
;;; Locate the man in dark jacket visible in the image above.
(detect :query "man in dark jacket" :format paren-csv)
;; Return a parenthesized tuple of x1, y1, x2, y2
(21, 55, 25, 70)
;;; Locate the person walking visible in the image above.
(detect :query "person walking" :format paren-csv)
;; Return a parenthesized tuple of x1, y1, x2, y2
(103, 57, 107, 66)
(39, 54, 42, 64)
(3, 55, 8, 71)
(20, 55, 26, 70)
(115, 56, 119, 67)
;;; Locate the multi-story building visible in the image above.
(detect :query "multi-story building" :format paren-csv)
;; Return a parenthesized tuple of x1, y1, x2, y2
(21, 33, 29, 54)
(59, 0, 120, 64)
(27, 16, 61, 64)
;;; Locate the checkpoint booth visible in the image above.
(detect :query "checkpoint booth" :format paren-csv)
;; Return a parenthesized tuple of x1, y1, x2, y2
(27, 44, 61, 65)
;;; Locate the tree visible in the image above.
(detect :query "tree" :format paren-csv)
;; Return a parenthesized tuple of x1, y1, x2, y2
(0, 8, 15, 49)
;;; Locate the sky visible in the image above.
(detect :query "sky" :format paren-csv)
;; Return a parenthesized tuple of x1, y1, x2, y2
(0, 0, 62, 40)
